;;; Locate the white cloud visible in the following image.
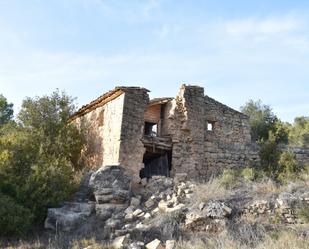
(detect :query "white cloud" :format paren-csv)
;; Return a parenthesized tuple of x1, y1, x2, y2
(225, 15, 302, 38)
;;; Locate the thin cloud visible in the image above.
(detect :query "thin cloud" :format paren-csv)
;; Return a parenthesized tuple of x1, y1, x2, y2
(225, 15, 302, 38)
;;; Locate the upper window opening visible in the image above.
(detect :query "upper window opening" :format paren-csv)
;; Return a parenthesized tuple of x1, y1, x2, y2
(145, 122, 158, 137)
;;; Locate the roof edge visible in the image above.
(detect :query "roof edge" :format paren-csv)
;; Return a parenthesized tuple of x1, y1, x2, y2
(69, 86, 149, 122)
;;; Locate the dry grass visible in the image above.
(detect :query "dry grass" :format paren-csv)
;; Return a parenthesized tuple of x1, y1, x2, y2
(251, 179, 283, 195)
(195, 177, 233, 203)
(0, 236, 110, 249)
(176, 231, 309, 249)
(72, 238, 109, 249)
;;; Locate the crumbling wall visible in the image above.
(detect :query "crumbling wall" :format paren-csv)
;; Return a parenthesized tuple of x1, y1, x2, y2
(165, 85, 205, 179)
(73, 93, 125, 169)
(165, 85, 258, 179)
(118, 88, 149, 181)
(204, 96, 258, 176)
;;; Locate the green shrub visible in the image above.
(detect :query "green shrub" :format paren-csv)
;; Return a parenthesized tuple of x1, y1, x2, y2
(258, 134, 280, 178)
(278, 151, 300, 174)
(241, 168, 256, 181)
(0, 193, 33, 235)
(296, 204, 309, 223)
(219, 169, 238, 189)
(276, 151, 301, 183)
(0, 90, 83, 234)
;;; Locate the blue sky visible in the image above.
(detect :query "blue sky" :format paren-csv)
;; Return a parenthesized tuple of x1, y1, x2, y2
(0, 0, 309, 122)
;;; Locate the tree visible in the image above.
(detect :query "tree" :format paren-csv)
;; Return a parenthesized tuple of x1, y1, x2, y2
(0, 90, 83, 234)
(240, 99, 289, 144)
(18, 90, 83, 166)
(242, 100, 291, 180)
(289, 116, 309, 148)
(0, 94, 13, 126)
(241, 100, 277, 142)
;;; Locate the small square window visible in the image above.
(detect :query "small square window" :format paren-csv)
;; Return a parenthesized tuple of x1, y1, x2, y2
(207, 121, 215, 131)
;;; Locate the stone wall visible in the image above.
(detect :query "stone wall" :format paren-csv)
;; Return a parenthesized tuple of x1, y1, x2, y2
(164, 85, 258, 179)
(203, 96, 259, 175)
(118, 88, 149, 182)
(72, 84, 258, 180)
(73, 93, 125, 169)
(164, 85, 205, 179)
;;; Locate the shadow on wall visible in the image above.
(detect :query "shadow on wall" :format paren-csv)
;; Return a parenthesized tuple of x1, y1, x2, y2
(79, 118, 104, 170)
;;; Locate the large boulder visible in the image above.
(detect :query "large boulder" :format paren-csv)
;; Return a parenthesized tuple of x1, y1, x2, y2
(89, 165, 132, 204)
(44, 202, 95, 231)
(96, 203, 127, 220)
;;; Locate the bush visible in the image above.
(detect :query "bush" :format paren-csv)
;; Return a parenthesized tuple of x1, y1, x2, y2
(241, 168, 256, 182)
(0, 90, 83, 234)
(278, 151, 300, 174)
(219, 169, 238, 189)
(296, 204, 309, 223)
(0, 193, 33, 235)
(277, 151, 302, 183)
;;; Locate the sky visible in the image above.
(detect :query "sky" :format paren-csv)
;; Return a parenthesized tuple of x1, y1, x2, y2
(0, 0, 309, 123)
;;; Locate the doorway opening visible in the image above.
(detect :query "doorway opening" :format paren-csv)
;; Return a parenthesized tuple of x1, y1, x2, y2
(140, 148, 172, 179)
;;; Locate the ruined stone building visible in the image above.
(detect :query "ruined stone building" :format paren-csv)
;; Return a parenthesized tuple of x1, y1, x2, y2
(70, 85, 258, 182)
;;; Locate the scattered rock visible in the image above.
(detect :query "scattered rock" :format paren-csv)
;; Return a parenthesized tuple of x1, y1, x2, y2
(44, 202, 95, 231)
(146, 239, 165, 249)
(133, 209, 144, 217)
(205, 201, 232, 218)
(129, 241, 145, 249)
(112, 235, 129, 249)
(131, 197, 141, 207)
(165, 240, 176, 249)
(145, 198, 156, 209)
(276, 192, 297, 209)
(96, 203, 126, 220)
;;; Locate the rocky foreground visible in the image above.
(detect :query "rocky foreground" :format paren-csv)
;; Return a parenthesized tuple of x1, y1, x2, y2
(40, 165, 309, 249)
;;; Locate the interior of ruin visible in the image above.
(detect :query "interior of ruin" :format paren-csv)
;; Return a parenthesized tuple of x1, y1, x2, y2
(141, 98, 173, 178)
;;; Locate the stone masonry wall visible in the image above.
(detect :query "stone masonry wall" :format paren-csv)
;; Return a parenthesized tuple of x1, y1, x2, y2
(118, 88, 149, 182)
(164, 85, 258, 179)
(164, 85, 206, 179)
(74, 94, 125, 169)
(204, 96, 259, 176)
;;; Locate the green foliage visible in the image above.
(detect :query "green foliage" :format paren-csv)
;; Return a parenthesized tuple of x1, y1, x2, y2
(296, 204, 309, 223)
(0, 94, 14, 126)
(289, 116, 309, 148)
(241, 100, 289, 145)
(0, 90, 83, 234)
(258, 133, 280, 177)
(0, 193, 33, 235)
(278, 151, 300, 174)
(18, 90, 82, 167)
(241, 99, 301, 180)
(219, 169, 238, 189)
(241, 167, 256, 181)
(277, 151, 301, 183)
(272, 120, 290, 144)
(241, 100, 277, 142)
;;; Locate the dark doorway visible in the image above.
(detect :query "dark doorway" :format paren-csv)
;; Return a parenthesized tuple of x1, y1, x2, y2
(140, 150, 172, 179)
